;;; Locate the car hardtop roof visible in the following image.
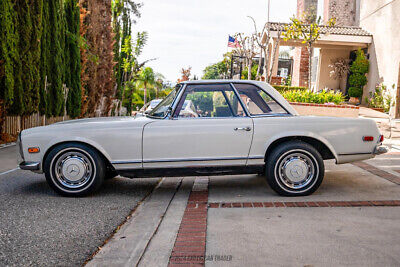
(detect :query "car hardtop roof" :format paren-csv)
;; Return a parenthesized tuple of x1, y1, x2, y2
(180, 79, 299, 116)
(181, 79, 267, 86)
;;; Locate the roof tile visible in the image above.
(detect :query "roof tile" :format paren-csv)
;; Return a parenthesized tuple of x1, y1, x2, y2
(268, 22, 371, 36)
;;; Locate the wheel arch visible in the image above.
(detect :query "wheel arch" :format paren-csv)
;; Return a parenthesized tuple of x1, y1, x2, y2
(264, 135, 337, 162)
(42, 140, 113, 172)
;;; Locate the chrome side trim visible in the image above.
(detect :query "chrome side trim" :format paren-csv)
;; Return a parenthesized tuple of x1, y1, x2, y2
(143, 156, 248, 163)
(19, 161, 40, 170)
(248, 155, 264, 160)
(111, 160, 142, 164)
(112, 156, 266, 165)
(338, 152, 373, 156)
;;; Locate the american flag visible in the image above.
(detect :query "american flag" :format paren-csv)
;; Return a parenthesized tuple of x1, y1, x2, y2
(228, 35, 240, 48)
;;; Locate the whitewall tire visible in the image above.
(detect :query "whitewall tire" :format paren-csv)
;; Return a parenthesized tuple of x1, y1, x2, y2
(266, 141, 324, 196)
(44, 143, 106, 197)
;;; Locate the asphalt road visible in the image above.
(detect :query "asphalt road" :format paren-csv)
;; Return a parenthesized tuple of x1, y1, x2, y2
(0, 146, 159, 266)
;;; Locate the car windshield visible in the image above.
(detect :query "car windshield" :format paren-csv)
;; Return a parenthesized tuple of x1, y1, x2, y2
(147, 84, 182, 118)
(150, 100, 162, 108)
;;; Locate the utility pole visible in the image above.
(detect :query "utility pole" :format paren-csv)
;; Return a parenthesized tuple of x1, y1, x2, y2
(265, 0, 271, 82)
(396, 62, 400, 118)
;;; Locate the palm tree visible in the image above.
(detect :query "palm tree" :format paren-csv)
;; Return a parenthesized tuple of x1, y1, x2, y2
(136, 67, 155, 106)
(154, 72, 165, 99)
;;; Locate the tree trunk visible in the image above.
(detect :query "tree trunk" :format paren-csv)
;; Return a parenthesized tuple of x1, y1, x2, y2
(256, 48, 262, 80)
(143, 83, 147, 107)
(248, 60, 252, 80)
(308, 43, 312, 90)
(263, 47, 268, 82)
(268, 40, 279, 83)
(0, 100, 4, 139)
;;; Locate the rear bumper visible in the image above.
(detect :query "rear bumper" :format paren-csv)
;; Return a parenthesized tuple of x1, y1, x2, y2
(373, 145, 388, 155)
(19, 161, 40, 171)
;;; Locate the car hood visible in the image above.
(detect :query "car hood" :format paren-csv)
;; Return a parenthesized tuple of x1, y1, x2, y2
(21, 115, 154, 136)
(54, 116, 138, 125)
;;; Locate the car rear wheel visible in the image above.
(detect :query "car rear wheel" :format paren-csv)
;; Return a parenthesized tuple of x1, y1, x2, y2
(265, 141, 324, 196)
(44, 143, 106, 197)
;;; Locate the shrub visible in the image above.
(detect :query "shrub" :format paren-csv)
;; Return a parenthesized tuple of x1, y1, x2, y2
(348, 73, 367, 88)
(348, 49, 369, 99)
(282, 90, 345, 105)
(350, 49, 369, 74)
(273, 85, 308, 93)
(348, 87, 363, 98)
(365, 83, 393, 113)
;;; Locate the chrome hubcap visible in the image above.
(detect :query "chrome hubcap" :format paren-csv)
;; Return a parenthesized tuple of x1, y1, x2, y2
(276, 151, 316, 190)
(54, 151, 93, 189)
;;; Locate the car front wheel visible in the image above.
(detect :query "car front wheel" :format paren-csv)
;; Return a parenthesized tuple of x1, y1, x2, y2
(265, 141, 324, 196)
(44, 143, 106, 197)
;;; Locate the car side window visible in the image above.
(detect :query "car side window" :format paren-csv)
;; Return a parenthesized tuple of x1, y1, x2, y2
(174, 84, 245, 118)
(233, 83, 287, 115)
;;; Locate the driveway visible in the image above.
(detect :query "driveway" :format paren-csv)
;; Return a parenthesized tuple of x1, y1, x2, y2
(0, 146, 159, 266)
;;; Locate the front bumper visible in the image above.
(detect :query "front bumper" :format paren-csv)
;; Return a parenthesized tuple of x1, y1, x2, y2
(19, 161, 40, 171)
(373, 145, 388, 155)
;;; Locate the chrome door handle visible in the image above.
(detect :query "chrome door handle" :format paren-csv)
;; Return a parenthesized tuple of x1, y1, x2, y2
(234, 127, 251, 131)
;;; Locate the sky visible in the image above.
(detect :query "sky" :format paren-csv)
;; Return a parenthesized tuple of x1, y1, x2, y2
(135, 0, 299, 83)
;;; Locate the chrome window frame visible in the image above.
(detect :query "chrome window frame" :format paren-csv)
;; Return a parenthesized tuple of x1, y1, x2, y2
(230, 82, 293, 117)
(170, 83, 250, 120)
(146, 84, 185, 120)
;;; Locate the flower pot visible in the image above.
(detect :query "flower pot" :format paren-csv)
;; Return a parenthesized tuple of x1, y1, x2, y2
(349, 97, 359, 105)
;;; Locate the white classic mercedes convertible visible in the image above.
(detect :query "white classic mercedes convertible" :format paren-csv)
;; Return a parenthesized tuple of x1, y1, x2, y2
(17, 80, 387, 196)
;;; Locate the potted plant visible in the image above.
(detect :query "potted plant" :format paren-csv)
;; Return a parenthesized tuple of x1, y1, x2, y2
(365, 83, 393, 113)
(348, 49, 369, 105)
(348, 87, 363, 104)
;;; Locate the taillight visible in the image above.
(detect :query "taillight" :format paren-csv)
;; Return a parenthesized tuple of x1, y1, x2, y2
(379, 135, 384, 143)
(362, 136, 374, 142)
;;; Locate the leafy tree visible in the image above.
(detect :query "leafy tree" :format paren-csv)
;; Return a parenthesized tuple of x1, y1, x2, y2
(202, 53, 231, 80)
(39, 1, 50, 115)
(235, 33, 257, 80)
(241, 64, 259, 80)
(136, 67, 155, 106)
(0, 0, 18, 111)
(154, 73, 165, 98)
(178, 67, 192, 82)
(120, 31, 152, 113)
(282, 11, 335, 89)
(79, 0, 115, 117)
(47, 0, 64, 116)
(65, 0, 81, 118)
(112, 0, 142, 101)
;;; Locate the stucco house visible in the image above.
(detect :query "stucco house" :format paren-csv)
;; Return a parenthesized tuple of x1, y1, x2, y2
(263, 0, 400, 118)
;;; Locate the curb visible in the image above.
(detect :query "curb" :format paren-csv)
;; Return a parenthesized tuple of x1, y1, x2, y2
(0, 142, 16, 149)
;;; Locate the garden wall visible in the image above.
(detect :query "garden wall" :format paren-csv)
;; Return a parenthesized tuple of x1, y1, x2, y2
(290, 102, 359, 117)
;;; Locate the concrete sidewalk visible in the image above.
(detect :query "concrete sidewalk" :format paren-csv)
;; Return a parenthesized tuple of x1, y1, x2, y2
(86, 154, 400, 267)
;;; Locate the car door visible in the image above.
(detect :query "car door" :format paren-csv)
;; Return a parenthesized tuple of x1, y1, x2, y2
(142, 83, 253, 169)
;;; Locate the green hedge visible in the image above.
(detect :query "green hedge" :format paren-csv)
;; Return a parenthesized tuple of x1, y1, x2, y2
(272, 85, 308, 93)
(282, 90, 345, 105)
